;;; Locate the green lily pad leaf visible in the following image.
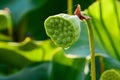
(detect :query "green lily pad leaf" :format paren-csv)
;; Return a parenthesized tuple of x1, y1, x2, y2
(0, 38, 57, 68)
(103, 55, 120, 70)
(50, 48, 87, 80)
(0, 34, 12, 42)
(0, 62, 49, 80)
(0, 48, 32, 68)
(86, 0, 120, 60)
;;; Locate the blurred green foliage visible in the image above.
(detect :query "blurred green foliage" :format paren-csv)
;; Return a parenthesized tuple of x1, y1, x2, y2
(87, 0, 120, 60)
(0, 0, 120, 80)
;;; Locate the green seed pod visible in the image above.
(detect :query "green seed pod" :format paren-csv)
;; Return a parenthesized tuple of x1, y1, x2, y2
(44, 14, 80, 48)
(100, 69, 120, 80)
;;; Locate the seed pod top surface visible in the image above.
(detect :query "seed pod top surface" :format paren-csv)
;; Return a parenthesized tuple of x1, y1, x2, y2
(100, 69, 120, 80)
(44, 13, 80, 48)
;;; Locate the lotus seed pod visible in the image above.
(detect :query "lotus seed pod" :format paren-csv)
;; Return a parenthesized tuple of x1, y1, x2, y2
(0, 8, 11, 30)
(44, 14, 80, 48)
(100, 69, 120, 80)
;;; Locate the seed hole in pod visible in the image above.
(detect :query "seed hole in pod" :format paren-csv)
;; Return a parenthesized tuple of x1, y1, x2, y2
(60, 19, 63, 24)
(52, 34, 57, 39)
(62, 39, 66, 44)
(45, 22, 50, 28)
(63, 21, 68, 26)
(63, 32, 68, 37)
(46, 24, 53, 29)
(59, 33, 64, 38)
(47, 29, 54, 35)
(56, 38, 61, 44)
(52, 25, 55, 28)
(60, 26, 64, 31)
(53, 21, 59, 27)
(58, 23, 62, 28)
(54, 18, 59, 23)
(49, 19, 54, 24)
(54, 30, 59, 35)
(63, 27, 68, 31)
(67, 25, 73, 30)
(58, 28, 62, 32)
(68, 31, 73, 37)
(66, 37, 71, 43)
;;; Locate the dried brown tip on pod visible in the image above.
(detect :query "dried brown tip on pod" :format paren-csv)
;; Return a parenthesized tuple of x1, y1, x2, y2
(74, 4, 90, 20)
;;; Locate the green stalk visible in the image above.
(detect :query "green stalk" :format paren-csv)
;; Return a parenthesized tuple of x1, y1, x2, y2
(7, 15, 13, 39)
(99, 55, 104, 74)
(67, 0, 72, 14)
(4, 8, 13, 40)
(0, 8, 13, 40)
(85, 19, 96, 80)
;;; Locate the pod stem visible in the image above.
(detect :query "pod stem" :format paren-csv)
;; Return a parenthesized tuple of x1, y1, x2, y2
(86, 19, 96, 80)
(67, 0, 73, 14)
(74, 4, 96, 80)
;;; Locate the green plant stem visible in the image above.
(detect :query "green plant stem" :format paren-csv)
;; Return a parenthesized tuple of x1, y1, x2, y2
(5, 8, 13, 40)
(8, 18, 13, 39)
(67, 0, 72, 14)
(85, 19, 96, 80)
(99, 55, 104, 74)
